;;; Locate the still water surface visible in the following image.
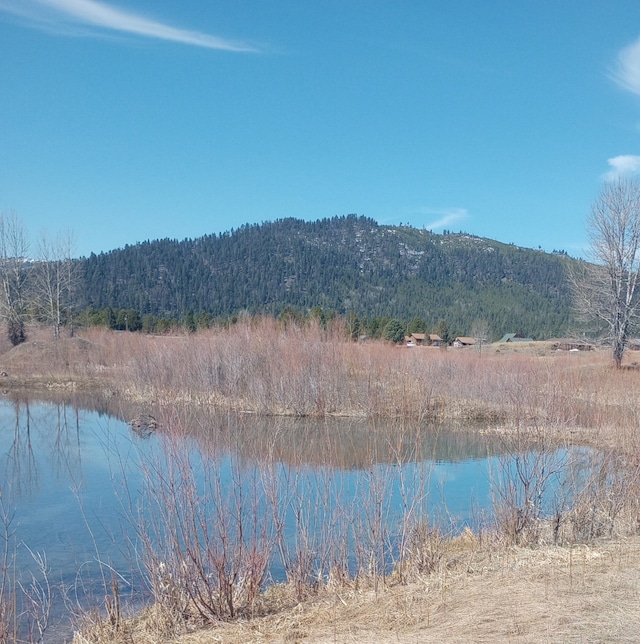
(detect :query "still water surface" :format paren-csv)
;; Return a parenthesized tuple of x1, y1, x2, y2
(0, 395, 535, 641)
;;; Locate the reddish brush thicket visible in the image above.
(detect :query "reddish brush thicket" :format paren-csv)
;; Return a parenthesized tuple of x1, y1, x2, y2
(59, 322, 639, 441)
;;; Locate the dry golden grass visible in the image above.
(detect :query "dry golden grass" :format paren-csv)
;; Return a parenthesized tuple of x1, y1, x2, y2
(74, 534, 640, 644)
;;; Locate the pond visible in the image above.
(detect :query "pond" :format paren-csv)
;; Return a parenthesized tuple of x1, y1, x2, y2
(0, 394, 573, 642)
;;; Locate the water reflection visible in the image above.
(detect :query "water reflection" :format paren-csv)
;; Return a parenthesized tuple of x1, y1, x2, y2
(0, 394, 517, 641)
(2, 399, 86, 504)
(3, 399, 39, 500)
(120, 405, 512, 471)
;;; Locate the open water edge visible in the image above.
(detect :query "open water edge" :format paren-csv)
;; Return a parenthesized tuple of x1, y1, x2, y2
(0, 396, 579, 642)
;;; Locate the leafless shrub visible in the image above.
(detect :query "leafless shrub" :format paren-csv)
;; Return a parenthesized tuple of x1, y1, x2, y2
(490, 427, 569, 547)
(0, 494, 16, 644)
(274, 466, 352, 600)
(0, 493, 52, 644)
(17, 547, 52, 644)
(11, 322, 640, 436)
(406, 521, 448, 575)
(566, 449, 640, 543)
(130, 413, 283, 627)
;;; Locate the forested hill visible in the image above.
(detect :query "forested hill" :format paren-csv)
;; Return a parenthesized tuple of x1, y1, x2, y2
(79, 215, 573, 339)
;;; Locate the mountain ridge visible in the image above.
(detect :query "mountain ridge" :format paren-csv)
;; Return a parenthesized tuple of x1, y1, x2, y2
(78, 215, 573, 339)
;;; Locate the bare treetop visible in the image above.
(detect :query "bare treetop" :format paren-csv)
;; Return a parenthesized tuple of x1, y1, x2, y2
(574, 178, 640, 367)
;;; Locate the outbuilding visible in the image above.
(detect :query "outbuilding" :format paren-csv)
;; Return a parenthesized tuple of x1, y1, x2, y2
(453, 337, 476, 347)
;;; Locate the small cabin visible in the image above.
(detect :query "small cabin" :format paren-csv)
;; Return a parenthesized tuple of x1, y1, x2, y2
(453, 337, 476, 347)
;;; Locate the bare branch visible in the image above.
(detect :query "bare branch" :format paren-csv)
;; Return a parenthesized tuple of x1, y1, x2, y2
(0, 212, 30, 345)
(572, 178, 640, 367)
(35, 229, 78, 338)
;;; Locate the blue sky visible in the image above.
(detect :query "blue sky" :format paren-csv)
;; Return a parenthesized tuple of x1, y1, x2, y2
(2, 1, 640, 258)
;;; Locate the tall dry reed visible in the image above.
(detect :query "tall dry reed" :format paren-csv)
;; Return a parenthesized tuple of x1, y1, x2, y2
(49, 321, 637, 436)
(0, 491, 52, 643)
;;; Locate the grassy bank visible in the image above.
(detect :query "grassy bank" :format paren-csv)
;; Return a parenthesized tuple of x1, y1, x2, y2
(76, 536, 640, 643)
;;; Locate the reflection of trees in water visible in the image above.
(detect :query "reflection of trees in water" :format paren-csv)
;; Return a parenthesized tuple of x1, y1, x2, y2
(0, 391, 514, 502)
(1, 395, 84, 500)
(51, 402, 82, 487)
(147, 406, 512, 470)
(3, 399, 39, 500)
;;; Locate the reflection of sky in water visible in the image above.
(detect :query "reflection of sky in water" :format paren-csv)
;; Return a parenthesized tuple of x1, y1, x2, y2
(0, 399, 522, 640)
(0, 401, 498, 565)
(0, 402, 150, 600)
(429, 458, 492, 521)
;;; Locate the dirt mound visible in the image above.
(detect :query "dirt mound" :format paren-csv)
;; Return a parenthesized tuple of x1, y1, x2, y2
(0, 336, 100, 376)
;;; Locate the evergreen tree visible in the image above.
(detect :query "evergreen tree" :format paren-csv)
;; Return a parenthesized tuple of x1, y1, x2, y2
(383, 319, 405, 344)
(184, 310, 197, 333)
(407, 317, 427, 334)
(435, 319, 451, 345)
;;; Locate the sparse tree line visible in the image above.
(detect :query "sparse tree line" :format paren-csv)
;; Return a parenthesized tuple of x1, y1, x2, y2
(0, 212, 77, 345)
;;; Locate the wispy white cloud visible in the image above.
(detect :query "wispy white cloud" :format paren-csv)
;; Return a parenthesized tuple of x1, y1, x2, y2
(0, 0, 259, 52)
(603, 155, 640, 181)
(606, 41, 640, 183)
(419, 207, 468, 231)
(612, 37, 640, 95)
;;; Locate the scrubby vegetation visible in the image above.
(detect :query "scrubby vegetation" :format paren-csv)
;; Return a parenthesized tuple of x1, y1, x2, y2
(2, 322, 640, 642)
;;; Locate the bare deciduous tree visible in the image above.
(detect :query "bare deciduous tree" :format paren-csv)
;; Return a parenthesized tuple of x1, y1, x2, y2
(0, 212, 30, 345)
(571, 178, 640, 368)
(36, 229, 78, 338)
(471, 318, 491, 353)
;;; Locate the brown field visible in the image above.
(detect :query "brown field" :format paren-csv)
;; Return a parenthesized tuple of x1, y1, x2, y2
(2, 321, 640, 643)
